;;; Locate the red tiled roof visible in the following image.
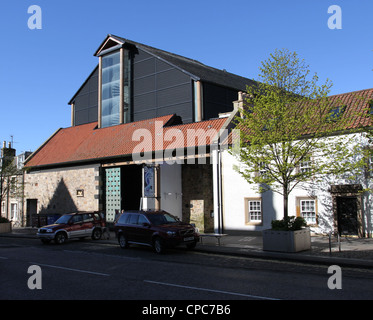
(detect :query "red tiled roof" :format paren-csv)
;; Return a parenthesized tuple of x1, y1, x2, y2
(325, 88, 373, 129)
(224, 88, 373, 146)
(25, 115, 227, 168)
(239, 88, 373, 134)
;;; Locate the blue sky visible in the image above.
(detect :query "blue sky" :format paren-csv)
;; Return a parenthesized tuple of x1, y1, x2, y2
(1, 0, 372, 154)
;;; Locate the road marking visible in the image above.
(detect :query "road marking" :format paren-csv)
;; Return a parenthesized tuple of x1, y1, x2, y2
(0, 256, 8, 260)
(30, 262, 110, 277)
(144, 280, 280, 300)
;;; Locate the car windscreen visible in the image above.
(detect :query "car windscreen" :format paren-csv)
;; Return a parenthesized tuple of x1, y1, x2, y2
(147, 213, 179, 226)
(55, 215, 72, 224)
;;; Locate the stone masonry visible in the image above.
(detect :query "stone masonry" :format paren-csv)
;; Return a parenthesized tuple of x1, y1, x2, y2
(24, 164, 101, 214)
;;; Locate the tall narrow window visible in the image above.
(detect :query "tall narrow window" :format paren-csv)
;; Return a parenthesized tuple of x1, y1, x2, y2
(123, 49, 132, 124)
(101, 51, 121, 128)
(11, 203, 17, 221)
(299, 157, 312, 173)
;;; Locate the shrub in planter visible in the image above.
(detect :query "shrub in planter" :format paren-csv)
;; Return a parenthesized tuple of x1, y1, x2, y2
(271, 216, 307, 231)
(263, 216, 311, 253)
(0, 217, 11, 223)
(0, 217, 12, 233)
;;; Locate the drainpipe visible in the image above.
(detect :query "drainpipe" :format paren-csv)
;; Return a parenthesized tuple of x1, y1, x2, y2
(214, 142, 223, 234)
(217, 146, 224, 234)
(215, 147, 221, 233)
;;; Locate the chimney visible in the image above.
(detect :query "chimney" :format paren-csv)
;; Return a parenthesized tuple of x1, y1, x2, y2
(1, 141, 16, 160)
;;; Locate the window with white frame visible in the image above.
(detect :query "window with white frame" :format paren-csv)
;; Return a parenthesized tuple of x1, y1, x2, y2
(299, 158, 312, 173)
(300, 199, 316, 224)
(257, 162, 269, 179)
(246, 198, 262, 224)
(10, 203, 17, 221)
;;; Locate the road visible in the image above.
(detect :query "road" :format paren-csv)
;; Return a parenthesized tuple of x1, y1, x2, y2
(1, 236, 373, 305)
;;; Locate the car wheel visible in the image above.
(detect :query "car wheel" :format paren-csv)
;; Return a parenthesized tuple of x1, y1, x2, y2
(153, 237, 164, 254)
(91, 228, 102, 240)
(186, 241, 197, 250)
(118, 233, 129, 249)
(54, 232, 67, 245)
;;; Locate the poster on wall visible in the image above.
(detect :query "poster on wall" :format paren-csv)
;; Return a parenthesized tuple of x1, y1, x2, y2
(144, 166, 155, 198)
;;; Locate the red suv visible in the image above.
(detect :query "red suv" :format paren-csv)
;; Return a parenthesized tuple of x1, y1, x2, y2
(114, 210, 199, 253)
(37, 212, 106, 244)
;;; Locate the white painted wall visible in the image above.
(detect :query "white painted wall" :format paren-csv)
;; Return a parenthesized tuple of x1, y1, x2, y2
(218, 132, 373, 236)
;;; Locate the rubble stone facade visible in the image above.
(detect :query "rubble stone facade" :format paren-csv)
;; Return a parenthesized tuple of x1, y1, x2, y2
(24, 164, 101, 215)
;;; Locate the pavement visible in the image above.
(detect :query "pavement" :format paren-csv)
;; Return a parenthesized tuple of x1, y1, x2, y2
(2, 227, 373, 269)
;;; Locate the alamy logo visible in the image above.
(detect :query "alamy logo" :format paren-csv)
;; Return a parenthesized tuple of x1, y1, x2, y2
(27, 5, 42, 30)
(27, 265, 42, 290)
(327, 5, 342, 30)
(131, 121, 239, 165)
(327, 265, 342, 290)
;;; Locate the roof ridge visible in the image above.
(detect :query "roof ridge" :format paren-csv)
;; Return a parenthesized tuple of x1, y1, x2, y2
(110, 34, 207, 66)
(328, 87, 373, 98)
(110, 34, 255, 87)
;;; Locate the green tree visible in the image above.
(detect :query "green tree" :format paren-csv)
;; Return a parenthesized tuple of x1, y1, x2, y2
(231, 49, 368, 219)
(0, 154, 20, 217)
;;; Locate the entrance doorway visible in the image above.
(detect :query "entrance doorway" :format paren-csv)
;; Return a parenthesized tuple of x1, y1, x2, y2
(105, 165, 142, 222)
(331, 184, 363, 237)
(26, 199, 37, 227)
(121, 165, 142, 211)
(337, 196, 359, 236)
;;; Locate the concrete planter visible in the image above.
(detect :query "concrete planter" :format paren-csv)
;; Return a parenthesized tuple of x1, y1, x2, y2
(262, 228, 311, 253)
(0, 222, 12, 233)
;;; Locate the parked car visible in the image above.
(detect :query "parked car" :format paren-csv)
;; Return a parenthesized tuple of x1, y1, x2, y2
(114, 210, 199, 253)
(37, 211, 106, 244)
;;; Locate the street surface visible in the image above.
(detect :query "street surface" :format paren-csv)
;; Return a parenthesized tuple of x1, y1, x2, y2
(1, 236, 373, 305)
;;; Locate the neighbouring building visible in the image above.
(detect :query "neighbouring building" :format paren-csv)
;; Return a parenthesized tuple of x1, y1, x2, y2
(0, 141, 32, 226)
(220, 89, 373, 237)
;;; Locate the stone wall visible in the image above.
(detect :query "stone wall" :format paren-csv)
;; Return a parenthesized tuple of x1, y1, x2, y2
(182, 164, 214, 233)
(24, 164, 101, 214)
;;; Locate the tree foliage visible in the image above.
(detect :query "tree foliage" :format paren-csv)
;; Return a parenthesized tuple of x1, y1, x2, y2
(231, 49, 368, 218)
(0, 155, 21, 216)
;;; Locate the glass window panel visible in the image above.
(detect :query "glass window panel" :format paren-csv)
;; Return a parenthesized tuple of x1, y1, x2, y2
(101, 51, 121, 128)
(248, 200, 262, 222)
(300, 200, 316, 224)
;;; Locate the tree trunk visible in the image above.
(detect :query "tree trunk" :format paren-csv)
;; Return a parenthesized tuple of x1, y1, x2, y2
(283, 185, 289, 219)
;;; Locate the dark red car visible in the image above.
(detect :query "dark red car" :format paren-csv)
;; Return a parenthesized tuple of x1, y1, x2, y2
(37, 212, 106, 244)
(114, 210, 199, 253)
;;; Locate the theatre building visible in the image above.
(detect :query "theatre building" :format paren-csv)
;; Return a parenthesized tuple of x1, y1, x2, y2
(23, 35, 253, 232)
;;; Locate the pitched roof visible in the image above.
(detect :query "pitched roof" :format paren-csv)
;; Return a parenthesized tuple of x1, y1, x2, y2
(70, 35, 255, 104)
(324, 88, 373, 130)
(109, 35, 256, 91)
(25, 115, 227, 169)
(224, 88, 373, 146)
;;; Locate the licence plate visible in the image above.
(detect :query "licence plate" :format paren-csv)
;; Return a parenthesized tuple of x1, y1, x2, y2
(184, 237, 194, 242)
